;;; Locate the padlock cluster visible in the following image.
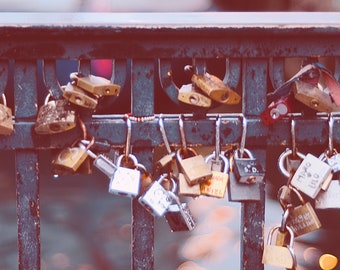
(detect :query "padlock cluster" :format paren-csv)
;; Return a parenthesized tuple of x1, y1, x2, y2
(177, 68, 241, 108)
(49, 113, 266, 233)
(34, 72, 120, 135)
(261, 62, 340, 125)
(262, 115, 340, 269)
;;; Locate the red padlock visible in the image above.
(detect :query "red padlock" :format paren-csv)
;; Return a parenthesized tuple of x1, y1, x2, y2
(260, 95, 292, 125)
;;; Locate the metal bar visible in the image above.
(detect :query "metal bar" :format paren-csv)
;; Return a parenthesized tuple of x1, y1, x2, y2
(14, 60, 40, 270)
(131, 59, 155, 270)
(240, 58, 267, 270)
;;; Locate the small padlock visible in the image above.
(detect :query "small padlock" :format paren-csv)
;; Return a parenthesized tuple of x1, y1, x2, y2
(292, 80, 340, 112)
(176, 148, 212, 186)
(320, 149, 340, 174)
(200, 153, 229, 198)
(108, 154, 141, 198)
(138, 173, 176, 217)
(35, 93, 76, 134)
(191, 72, 241, 104)
(70, 72, 120, 96)
(278, 148, 306, 179)
(0, 94, 13, 135)
(178, 172, 201, 197)
(61, 82, 98, 109)
(233, 148, 265, 184)
(177, 83, 211, 108)
(260, 95, 292, 125)
(284, 186, 322, 236)
(164, 191, 196, 232)
(51, 140, 90, 175)
(315, 180, 340, 209)
(290, 153, 333, 199)
(262, 225, 297, 269)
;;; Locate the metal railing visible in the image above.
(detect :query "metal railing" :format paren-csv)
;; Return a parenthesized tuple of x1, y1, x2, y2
(0, 12, 340, 270)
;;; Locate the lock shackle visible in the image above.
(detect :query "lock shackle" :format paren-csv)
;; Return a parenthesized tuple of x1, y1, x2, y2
(280, 205, 293, 233)
(214, 115, 221, 159)
(159, 114, 172, 155)
(279, 185, 306, 209)
(234, 148, 253, 159)
(179, 114, 188, 151)
(157, 173, 177, 194)
(205, 152, 229, 173)
(239, 114, 247, 157)
(328, 113, 335, 155)
(176, 147, 198, 161)
(278, 149, 306, 178)
(124, 116, 132, 159)
(116, 153, 138, 169)
(0, 94, 7, 107)
(267, 225, 295, 249)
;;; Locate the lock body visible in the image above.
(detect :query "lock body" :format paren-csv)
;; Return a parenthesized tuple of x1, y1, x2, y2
(291, 153, 333, 199)
(108, 154, 141, 198)
(260, 95, 291, 125)
(233, 157, 265, 184)
(138, 174, 175, 217)
(52, 146, 88, 174)
(315, 180, 340, 209)
(70, 72, 120, 96)
(0, 103, 13, 135)
(165, 202, 196, 232)
(35, 99, 76, 134)
(191, 72, 241, 104)
(62, 83, 98, 109)
(178, 173, 201, 197)
(177, 83, 211, 108)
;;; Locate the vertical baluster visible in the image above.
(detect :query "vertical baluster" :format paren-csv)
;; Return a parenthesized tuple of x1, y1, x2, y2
(241, 58, 267, 270)
(131, 59, 155, 270)
(14, 60, 40, 270)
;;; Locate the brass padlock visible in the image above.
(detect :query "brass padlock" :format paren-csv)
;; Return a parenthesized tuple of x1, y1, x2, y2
(164, 191, 196, 232)
(284, 186, 322, 236)
(70, 72, 120, 96)
(61, 82, 98, 109)
(292, 79, 340, 112)
(262, 225, 297, 269)
(200, 153, 229, 198)
(177, 83, 211, 108)
(191, 72, 241, 104)
(290, 153, 333, 199)
(178, 172, 201, 197)
(0, 94, 13, 135)
(35, 93, 77, 134)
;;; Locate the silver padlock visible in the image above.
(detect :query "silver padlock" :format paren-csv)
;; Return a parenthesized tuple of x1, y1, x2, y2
(164, 192, 196, 232)
(320, 149, 340, 174)
(290, 153, 333, 199)
(278, 148, 306, 179)
(138, 173, 176, 217)
(108, 154, 141, 198)
(315, 180, 340, 209)
(233, 148, 265, 184)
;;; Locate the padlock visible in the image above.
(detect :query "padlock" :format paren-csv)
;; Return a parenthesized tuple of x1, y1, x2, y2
(283, 186, 322, 236)
(178, 172, 201, 197)
(136, 163, 153, 194)
(138, 173, 176, 217)
(0, 94, 13, 135)
(262, 225, 297, 269)
(315, 180, 340, 209)
(275, 206, 294, 247)
(70, 72, 120, 96)
(35, 93, 76, 134)
(290, 153, 333, 199)
(260, 95, 292, 125)
(292, 80, 340, 112)
(191, 72, 241, 104)
(51, 141, 89, 174)
(176, 147, 212, 186)
(320, 149, 340, 174)
(61, 82, 98, 109)
(200, 153, 229, 198)
(164, 191, 196, 232)
(177, 83, 211, 108)
(233, 148, 265, 184)
(108, 154, 141, 198)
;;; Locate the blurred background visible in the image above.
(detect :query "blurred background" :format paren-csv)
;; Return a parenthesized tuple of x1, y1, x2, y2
(1, 1, 340, 270)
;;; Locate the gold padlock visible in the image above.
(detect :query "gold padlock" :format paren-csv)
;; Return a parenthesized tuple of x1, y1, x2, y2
(191, 72, 241, 104)
(0, 94, 13, 135)
(61, 82, 98, 109)
(262, 225, 297, 269)
(178, 172, 201, 197)
(70, 72, 121, 96)
(292, 80, 340, 112)
(35, 93, 77, 134)
(177, 83, 211, 108)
